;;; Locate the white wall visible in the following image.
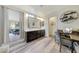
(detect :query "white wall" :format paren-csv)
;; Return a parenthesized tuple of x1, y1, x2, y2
(44, 18, 49, 37)
(0, 6, 4, 46)
(47, 6, 79, 30)
(57, 10, 79, 30)
(58, 17, 79, 30)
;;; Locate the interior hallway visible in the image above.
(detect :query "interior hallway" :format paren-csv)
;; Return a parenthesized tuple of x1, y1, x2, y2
(16, 37, 71, 53)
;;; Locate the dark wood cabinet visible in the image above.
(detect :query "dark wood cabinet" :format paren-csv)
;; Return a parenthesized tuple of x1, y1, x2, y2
(25, 30, 45, 42)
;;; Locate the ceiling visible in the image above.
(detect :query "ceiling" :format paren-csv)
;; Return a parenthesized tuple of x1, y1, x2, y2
(6, 5, 79, 19)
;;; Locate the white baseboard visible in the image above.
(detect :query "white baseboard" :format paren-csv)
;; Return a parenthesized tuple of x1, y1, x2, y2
(0, 44, 9, 53)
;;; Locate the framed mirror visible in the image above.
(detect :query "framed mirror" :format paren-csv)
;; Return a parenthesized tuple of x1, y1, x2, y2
(40, 21, 44, 28)
(28, 16, 41, 28)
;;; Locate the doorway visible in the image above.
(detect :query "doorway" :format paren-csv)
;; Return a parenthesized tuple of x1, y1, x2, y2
(49, 17, 57, 37)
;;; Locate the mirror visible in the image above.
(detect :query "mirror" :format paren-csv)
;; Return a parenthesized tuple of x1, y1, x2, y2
(8, 9, 20, 42)
(27, 14, 45, 29)
(28, 17, 40, 28)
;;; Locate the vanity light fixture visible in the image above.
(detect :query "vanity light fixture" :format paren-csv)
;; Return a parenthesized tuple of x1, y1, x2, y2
(37, 17, 44, 21)
(40, 18, 44, 21)
(25, 13, 29, 17)
(29, 14, 35, 18)
(25, 13, 35, 18)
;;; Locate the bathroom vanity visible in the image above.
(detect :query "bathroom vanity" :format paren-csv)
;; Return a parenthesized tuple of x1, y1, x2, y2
(25, 29, 45, 42)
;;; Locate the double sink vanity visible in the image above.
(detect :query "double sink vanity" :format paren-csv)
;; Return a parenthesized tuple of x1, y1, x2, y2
(24, 29, 45, 42)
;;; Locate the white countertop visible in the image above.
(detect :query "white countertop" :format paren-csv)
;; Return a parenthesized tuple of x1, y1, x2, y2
(24, 28, 45, 32)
